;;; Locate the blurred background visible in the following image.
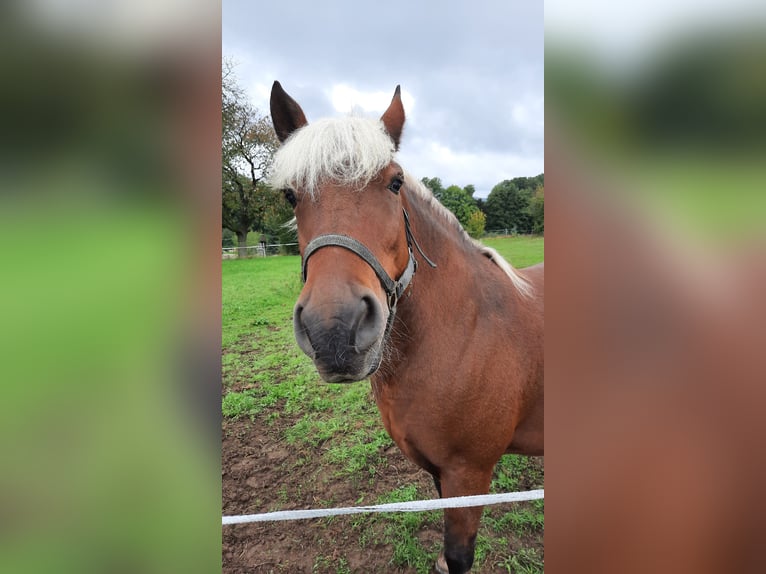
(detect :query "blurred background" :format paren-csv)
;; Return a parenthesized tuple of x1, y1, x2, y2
(546, 10, 766, 239)
(545, 1, 766, 573)
(0, 1, 221, 572)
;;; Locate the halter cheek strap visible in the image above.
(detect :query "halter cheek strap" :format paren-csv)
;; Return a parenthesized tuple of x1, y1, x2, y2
(300, 208, 436, 341)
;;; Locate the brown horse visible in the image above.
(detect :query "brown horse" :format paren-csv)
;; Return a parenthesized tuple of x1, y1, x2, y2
(269, 81, 544, 574)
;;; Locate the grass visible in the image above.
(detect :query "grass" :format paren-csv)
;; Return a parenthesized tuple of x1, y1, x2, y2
(481, 235, 544, 268)
(222, 235, 544, 572)
(497, 547, 545, 573)
(221, 255, 302, 348)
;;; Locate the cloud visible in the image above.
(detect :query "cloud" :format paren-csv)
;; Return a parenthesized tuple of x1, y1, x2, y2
(327, 84, 416, 116)
(223, 0, 543, 193)
(399, 138, 543, 198)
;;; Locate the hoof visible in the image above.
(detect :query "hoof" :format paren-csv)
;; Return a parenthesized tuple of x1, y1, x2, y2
(435, 551, 449, 574)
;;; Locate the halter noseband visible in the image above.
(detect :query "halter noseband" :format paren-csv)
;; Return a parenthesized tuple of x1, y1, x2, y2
(301, 208, 436, 340)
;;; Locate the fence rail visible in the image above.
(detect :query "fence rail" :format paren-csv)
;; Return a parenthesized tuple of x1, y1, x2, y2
(222, 243, 299, 258)
(223, 489, 544, 525)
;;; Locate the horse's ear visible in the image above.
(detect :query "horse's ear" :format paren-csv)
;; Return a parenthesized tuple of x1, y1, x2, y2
(380, 85, 405, 151)
(270, 81, 308, 143)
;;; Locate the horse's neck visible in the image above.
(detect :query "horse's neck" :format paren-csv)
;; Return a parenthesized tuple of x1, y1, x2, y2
(386, 192, 486, 351)
(401, 190, 470, 294)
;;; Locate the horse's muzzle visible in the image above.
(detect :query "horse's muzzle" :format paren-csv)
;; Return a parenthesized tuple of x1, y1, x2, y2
(293, 293, 386, 382)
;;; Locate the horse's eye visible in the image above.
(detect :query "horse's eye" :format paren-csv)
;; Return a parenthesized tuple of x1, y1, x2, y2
(283, 188, 297, 207)
(387, 177, 403, 194)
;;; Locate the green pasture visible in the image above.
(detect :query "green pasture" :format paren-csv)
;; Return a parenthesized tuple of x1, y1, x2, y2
(481, 235, 544, 268)
(222, 236, 544, 573)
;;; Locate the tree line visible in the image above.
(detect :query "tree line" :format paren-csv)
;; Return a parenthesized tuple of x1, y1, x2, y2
(419, 175, 544, 238)
(222, 62, 544, 254)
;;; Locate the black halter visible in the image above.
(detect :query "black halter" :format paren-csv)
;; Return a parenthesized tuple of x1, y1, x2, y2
(301, 208, 436, 340)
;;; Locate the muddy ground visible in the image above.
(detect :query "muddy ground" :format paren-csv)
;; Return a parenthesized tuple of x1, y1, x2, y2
(222, 410, 543, 573)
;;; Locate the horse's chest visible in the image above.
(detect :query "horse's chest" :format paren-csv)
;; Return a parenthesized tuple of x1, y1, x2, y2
(374, 388, 442, 471)
(382, 416, 434, 472)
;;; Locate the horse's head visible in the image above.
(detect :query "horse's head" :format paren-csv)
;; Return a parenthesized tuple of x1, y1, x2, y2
(269, 82, 413, 383)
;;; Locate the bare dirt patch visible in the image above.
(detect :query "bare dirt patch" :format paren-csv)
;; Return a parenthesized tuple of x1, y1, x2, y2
(222, 410, 436, 573)
(222, 409, 543, 573)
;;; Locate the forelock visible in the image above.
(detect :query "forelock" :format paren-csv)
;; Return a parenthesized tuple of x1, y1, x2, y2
(268, 116, 396, 198)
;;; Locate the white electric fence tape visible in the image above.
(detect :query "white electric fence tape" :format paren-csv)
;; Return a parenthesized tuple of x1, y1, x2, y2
(223, 489, 544, 525)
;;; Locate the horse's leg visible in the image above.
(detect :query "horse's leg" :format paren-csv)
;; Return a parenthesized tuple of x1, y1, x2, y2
(432, 474, 442, 497)
(434, 468, 493, 574)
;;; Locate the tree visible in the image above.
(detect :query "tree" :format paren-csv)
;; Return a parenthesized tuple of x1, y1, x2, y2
(484, 174, 544, 234)
(420, 176, 445, 201)
(439, 185, 480, 228)
(527, 185, 544, 235)
(465, 210, 486, 239)
(508, 175, 544, 194)
(222, 228, 235, 248)
(222, 60, 281, 257)
(262, 196, 298, 255)
(485, 180, 531, 234)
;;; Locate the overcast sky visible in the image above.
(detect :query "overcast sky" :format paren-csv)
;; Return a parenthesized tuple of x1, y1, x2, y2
(546, 0, 765, 64)
(223, 0, 542, 198)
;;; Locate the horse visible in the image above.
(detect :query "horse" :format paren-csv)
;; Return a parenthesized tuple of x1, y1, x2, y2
(268, 81, 544, 574)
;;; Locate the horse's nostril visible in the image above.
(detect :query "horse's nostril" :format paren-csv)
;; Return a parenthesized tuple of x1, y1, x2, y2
(292, 303, 315, 357)
(353, 295, 383, 351)
(293, 304, 305, 334)
(292, 293, 383, 370)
